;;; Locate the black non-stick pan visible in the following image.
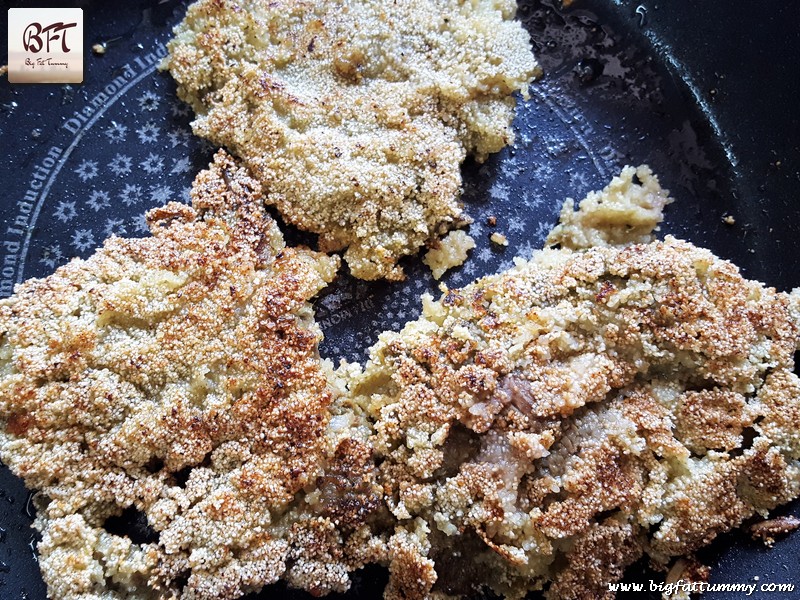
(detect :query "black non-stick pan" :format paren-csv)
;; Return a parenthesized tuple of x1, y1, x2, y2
(1, 1, 799, 598)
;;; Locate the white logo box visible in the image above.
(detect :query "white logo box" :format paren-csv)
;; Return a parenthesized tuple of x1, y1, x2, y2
(8, 8, 84, 83)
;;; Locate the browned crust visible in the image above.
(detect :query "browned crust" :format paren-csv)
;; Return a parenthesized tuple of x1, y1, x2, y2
(0, 151, 385, 599)
(354, 238, 800, 599)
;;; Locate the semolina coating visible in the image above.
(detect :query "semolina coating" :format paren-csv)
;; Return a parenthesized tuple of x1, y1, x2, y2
(2, 161, 799, 600)
(0, 151, 384, 600)
(164, 0, 539, 281)
(348, 168, 800, 599)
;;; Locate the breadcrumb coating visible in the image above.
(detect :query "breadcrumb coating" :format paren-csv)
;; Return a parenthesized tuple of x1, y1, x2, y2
(164, 0, 539, 280)
(0, 151, 384, 599)
(349, 169, 800, 599)
(3, 161, 799, 600)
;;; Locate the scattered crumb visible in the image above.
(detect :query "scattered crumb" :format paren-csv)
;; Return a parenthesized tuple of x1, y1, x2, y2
(92, 43, 106, 55)
(0, 65, 7, 77)
(546, 165, 672, 249)
(750, 516, 800, 546)
(666, 558, 711, 600)
(722, 214, 736, 225)
(486, 216, 497, 227)
(490, 232, 509, 246)
(423, 230, 476, 280)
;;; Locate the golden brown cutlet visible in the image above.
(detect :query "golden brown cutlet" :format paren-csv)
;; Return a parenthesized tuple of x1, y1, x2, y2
(2, 162, 799, 600)
(348, 167, 800, 599)
(164, 0, 539, 281)
(0, 151, 383, 599)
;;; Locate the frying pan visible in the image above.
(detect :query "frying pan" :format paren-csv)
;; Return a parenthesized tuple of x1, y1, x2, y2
(1, 1, 798, 598)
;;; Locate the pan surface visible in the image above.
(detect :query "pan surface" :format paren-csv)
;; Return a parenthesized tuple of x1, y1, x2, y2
(0, 0, 798, 598)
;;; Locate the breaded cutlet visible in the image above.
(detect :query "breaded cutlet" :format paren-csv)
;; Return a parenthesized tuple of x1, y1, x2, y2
(347, 167, 800, 599)
(0, 151, 383, 599)
(3, 160, 799, 600)
(165, 0, 539, 281)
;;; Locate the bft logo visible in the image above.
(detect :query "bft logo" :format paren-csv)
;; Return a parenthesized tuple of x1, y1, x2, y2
(23, 21, 78, 54)
(8, 8, 84, 83)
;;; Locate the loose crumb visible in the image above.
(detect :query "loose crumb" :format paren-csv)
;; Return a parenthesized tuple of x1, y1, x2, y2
(490, 232, 509, 246)
(546, 165, 672, 249)
(750, 516, 800, 546)
(423, 230, 476, 280)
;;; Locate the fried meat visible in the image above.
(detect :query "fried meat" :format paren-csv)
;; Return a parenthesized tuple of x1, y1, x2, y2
(0, 151, 383, 599)
(348, 168, 800, 599)
(165, 0, 539, 280)
(3, 158, 799, 600)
